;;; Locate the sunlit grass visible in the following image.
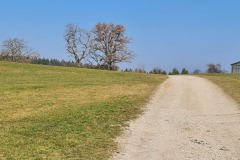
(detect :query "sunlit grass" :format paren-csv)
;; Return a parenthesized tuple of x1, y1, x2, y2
(0, 61, 167, 159)
(200, 74, 240, 105)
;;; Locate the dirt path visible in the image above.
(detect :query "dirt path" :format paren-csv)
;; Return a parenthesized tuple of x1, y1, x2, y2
(112, 76, 240, 160)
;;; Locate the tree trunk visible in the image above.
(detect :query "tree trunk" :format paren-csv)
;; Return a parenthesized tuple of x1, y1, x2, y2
(108, 61, 113, 70)
(75, 58, 80, 68)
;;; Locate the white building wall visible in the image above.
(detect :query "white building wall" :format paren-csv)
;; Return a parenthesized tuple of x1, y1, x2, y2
(232, 62, 240, 73)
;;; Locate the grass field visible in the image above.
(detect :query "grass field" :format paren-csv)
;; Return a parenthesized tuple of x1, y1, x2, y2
(0, 62, 167, 159)
(200, 74, 240, 105)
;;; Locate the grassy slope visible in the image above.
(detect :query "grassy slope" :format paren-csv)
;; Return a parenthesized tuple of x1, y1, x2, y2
(200, 74, 240, 105)
(0, 62, 167, 159)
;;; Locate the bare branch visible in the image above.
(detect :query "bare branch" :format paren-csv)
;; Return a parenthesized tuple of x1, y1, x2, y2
(1, 37, 38, 63)
(64, 23, 93, 67)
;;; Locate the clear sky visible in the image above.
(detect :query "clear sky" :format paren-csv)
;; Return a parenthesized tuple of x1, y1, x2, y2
(0, 0, 240, 72)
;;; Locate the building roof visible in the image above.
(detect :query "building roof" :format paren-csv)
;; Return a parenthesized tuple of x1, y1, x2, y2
(231, 61, 240, 65)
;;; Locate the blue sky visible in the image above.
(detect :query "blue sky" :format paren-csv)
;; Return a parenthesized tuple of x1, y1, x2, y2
(0, 0, 240, 72)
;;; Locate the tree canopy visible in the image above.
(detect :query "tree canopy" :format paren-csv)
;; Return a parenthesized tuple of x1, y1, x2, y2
(0, 38, 39, 63)
(64, 22, 134, 70)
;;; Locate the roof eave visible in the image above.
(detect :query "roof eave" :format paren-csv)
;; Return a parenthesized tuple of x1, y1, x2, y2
(231, 61, 240, 65)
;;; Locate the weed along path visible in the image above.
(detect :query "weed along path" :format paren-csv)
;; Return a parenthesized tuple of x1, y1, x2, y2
(112, 76, 240, 160)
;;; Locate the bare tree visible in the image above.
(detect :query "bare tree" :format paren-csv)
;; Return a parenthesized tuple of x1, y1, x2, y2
(192, 69, 202, 74)
(92, 23, 134, 70)
(1, 38, 26, 61)
(206, 63, 223, 73)
(64, 23, 93, 67)
(1, 38, 39, 63)
(20, 48, 39, 63)
(88, 51, 104, 66)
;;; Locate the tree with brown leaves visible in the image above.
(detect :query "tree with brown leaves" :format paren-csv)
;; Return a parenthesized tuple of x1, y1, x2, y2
(92, 23, 134, 70)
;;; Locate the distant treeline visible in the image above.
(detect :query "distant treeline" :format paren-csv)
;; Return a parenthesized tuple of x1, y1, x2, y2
(32, 58, 116, 70)
(32, 59, 170, 74)
(0, 55, 116, 70)
(0, 55, 168, 73)
(0, 55, 189, 74)
(0, 54, 206, 74)
(124, 67, 167, 75)
(31, 58, 75, 67)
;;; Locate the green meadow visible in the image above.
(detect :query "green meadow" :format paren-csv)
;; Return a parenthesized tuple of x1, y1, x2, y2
(0, 62, 166, 159)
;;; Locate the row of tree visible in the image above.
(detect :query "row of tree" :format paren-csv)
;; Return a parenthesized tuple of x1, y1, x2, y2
(168, 68, 189, 75)
(0, 23, 226, 74)
(31, 58, 116, 70)
(31, 58, 75, 67)
(123, 67, 167, 74)
(167, 64, 224, 74)
(0, 22, 134, 71)
(0, 38, 225, 74)
(167, 64, 224, 75)
(132, 64, 223, 75)
(124, 67, 186, 75)
(64, 23, 134, 70)
(0, 37, 119, 70)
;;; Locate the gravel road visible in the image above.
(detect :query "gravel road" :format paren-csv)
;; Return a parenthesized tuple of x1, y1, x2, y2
(112, 76, 240, 160)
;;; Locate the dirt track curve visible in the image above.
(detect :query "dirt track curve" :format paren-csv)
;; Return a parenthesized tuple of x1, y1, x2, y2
(112, 76, 240, 160)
